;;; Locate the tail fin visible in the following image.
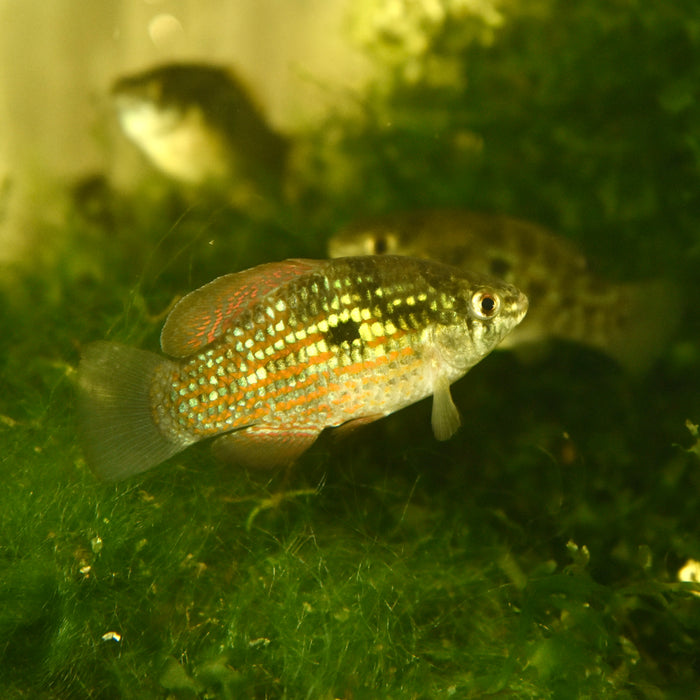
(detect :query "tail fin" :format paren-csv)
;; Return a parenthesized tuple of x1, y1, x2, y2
(603, 279, 682, 374)
(77, 341, 191, 480)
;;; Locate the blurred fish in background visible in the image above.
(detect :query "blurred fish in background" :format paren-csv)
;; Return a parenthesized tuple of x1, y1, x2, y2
(112, 62, 290, 212)
(329, 209, 681, 373)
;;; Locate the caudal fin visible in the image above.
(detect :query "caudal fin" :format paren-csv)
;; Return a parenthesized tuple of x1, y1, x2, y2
(603, 279, 682, 374)
(77, 341, 191, 480)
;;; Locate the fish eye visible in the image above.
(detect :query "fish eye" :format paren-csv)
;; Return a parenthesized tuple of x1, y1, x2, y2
(471, 291, 500, 320)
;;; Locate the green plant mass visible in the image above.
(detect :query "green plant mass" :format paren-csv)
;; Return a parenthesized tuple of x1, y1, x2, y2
(2, 1, 700, 697)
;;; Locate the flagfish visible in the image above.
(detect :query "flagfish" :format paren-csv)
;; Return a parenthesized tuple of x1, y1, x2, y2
(78, 256, 527, 480)
(329, 210, 679, 372)
(111, 62, 288, 205)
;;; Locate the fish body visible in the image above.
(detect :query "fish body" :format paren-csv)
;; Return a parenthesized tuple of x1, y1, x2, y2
(329, 210, 678, 372)
(78, 256, 527, 480)
(111, 63, 288, 204)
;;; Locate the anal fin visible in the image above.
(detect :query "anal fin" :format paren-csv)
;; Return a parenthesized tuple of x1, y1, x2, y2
(212, 425, 321, 469)
(331, 413, 385, 441)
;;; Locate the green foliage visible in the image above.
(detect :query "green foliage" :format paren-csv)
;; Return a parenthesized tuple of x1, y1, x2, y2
(314, 0, 700, 278)
(2, 0, 700, 697)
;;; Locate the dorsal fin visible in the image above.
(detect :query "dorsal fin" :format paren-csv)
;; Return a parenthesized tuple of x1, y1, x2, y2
(161, 259, 323, 357)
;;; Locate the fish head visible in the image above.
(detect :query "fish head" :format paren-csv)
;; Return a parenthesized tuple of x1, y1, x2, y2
(112, 66, 183, 137)
(329, 221, 410, 258)
(429, 270, 529, 373)
(112, 87, 183, 147)
(111, 64, 232, 183)
(111, 63, 230, 126)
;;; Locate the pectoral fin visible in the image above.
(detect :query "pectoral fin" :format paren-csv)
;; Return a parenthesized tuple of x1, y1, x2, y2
(212, 425, 320, 469)
(431, 376, 461, 441)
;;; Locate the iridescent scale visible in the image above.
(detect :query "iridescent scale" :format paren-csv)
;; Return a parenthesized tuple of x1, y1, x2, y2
(78, 255, 527, 479)
(153, 258, 470, 442)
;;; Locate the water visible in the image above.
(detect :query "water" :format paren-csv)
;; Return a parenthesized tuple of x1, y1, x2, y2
(1, 1, 699, 696)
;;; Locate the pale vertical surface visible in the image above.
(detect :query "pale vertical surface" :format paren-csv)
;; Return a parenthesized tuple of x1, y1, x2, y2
(0, 1, 122, 260)
(0, 0, 369, 261)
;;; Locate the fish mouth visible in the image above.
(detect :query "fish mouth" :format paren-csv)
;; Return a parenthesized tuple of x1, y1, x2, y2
(114, 96, 182, 140)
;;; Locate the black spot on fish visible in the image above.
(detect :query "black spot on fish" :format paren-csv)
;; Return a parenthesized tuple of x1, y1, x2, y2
(326, 318, 362, 348)
(489, 257, 511, 279)
(373, 234, 390, 254)
(525, 281, 548, 304)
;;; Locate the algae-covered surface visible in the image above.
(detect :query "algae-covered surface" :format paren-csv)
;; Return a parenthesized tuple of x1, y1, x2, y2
(2, 2, 700, 698)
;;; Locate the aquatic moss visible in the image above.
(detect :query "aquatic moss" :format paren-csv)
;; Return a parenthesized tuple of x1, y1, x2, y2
(2, 0, 700, 697)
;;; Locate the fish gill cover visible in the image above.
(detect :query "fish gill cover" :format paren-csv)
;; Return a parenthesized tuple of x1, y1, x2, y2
(1, 1, 700, 698)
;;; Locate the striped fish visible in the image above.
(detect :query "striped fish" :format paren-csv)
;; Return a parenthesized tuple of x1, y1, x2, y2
(78, 256, 527, 480)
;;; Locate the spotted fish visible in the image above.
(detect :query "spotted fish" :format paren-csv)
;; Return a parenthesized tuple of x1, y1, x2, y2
(329, 210, 679, 372)
(78, 256, 527, 480)
(111, 62, 288, 205)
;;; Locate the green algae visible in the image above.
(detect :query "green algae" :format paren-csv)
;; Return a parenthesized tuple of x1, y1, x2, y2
(2, 1, 700, 698)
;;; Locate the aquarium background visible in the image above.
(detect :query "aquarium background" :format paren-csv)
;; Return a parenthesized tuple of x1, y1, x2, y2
(2, 0, 700, 698)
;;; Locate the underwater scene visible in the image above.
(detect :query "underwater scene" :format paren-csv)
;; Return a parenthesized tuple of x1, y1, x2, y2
(2, 1, 700, 697)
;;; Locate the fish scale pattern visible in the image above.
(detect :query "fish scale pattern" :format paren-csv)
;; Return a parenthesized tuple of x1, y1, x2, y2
(153, 258, 469, 442)
(78, 255, 526, 479)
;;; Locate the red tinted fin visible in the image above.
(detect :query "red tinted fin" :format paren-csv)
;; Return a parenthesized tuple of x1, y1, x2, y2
(212, 425, 321, 469)
(331, 413, 385, 440)
(160, 259, 323, 357)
